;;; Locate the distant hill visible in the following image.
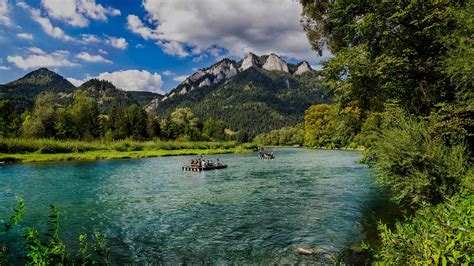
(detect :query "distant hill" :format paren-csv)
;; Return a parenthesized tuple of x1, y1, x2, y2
(0, 69, 162, 113)
(149, 52, 329, 137)
(0, 68, 75, 112)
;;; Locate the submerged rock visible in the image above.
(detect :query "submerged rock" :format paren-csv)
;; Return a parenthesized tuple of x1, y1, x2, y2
(293, 247, 319, 255)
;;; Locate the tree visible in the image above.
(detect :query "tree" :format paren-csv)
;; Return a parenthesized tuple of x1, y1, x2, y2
(146, 113, 160, 140)
(21, 92, 58, 138)
(203, 118, 225, 141)
(301, 0, 471, 115)
(71, 91, 99, 140)
(170, 108, 199, 140)
(125, 105, 148, 140)
(304, 104, 335, 147)
(0, 100, 21, 138)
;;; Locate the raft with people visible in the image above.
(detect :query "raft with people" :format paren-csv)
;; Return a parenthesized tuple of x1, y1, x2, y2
(182, 157, 227, 171)
(259, 148, 275, 160)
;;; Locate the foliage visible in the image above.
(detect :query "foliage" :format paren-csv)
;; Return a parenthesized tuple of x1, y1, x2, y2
(371, 110, 468, 209)
(426, 103, 474, 153)
(203, 118, 225, 141)
(169, 108, 200, 140)
(1, 199, 110, 265)
(365, 193, 473, 264)
(301, 0, 471, 115)
(0, 100, 22, 138)
(254, 124, 304, 146)
(24, 206, 68, 264)
(304, 104, 335, 147)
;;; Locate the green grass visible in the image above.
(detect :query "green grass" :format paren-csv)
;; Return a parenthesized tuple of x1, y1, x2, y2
(0, 138, 254, 163)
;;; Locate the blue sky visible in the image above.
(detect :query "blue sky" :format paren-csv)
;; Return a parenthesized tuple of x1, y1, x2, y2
(0, 0, 330, 94)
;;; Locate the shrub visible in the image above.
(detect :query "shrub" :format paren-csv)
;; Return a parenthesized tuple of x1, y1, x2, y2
(368, 193, 473, 264)
(371, 111, 468, 209)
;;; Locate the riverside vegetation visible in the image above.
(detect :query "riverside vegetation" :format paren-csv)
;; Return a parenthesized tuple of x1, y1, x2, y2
(1, 0, 473, 264)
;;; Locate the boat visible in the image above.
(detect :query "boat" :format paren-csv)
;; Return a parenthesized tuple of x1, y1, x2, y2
(259, 148, 275, 160)
(182, 159, 228, 171)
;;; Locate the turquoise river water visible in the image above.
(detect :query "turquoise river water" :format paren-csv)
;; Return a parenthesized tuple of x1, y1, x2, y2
(0, 148, 393, 264)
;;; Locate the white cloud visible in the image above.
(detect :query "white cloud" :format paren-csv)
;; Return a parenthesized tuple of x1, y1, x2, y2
(173, 75, 187, 82)
(41, 0, 120, 27)
(127, 15, 160, 40)
(7, 47, 78, 70)
(98, 49, 107, 54)
(127, 0, 320, 62)
(18, 2, 74, 41)
(17, 33, 34, 40)
(106, 36, 128, 50)
(27, 47, 46, 55)
(162, 70, 175, 76)
(68, 70, 164, 93)
(0, 65, 10, 70)
(157, 40, 188, 57)
(81, 34, 100, 43)
(76, 51, 112, 64)
(67, 77, 83, 86)
(0, 0, 12, 27)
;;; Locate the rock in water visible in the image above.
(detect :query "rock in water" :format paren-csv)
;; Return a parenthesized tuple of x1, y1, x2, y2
(293, 247, 319, 255)
(294, 61, 312, 75)
(263, 53, 289, 73)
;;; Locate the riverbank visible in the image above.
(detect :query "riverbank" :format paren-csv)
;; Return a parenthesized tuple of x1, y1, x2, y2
(0, 148, 251, 163)
(0, 138, 255, 163)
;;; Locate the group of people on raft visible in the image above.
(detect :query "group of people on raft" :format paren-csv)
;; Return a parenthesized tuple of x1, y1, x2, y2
(258, 148, 275, 160)
(189, 156, 223, 168)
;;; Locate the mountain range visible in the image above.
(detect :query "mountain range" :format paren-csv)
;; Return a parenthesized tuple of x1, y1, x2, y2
(0, 52, 329, 137)
(148, 52, 329, 137)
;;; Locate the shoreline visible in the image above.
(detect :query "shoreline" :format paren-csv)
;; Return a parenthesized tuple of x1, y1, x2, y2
(0, 147, 252, 164)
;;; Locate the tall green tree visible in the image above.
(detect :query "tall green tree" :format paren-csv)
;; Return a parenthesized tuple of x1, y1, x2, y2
(71, 91, 99, 140)
(21, 92, 58, 138)
(0, 100, 21, 137)
(301, 0, 471, 114)
(203, 118, 225, 141)
(170, 108, 200, 140)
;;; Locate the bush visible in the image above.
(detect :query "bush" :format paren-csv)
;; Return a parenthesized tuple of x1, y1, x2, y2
(369, 193, 473, 264)
(371, 111, 468, 209)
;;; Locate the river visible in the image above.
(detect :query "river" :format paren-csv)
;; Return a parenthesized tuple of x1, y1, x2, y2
(0, 148, 393, 264)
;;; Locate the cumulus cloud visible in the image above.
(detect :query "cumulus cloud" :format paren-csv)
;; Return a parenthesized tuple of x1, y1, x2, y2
(0, 0, 12, 27)
(106, 36, 128, 50)
(127, 0, 319, 62)
(41, 0, 120, 27)
(0, 65, 10, 70)
(68, 70, 164, 93)
(81, 34, 100, 43)
(7, 47, 78, 70)
(17, 33, 34, 40)
(18, 2, 74, 41)
(76, 51, 112, 64)
(66, 77, 83, 86)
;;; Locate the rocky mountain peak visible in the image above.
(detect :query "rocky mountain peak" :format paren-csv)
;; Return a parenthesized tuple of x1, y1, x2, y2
(294, 61, 312, 75)
(240, 52, 259, 71)
(207, 59, 238, 82)
(262, 53, 289, 73)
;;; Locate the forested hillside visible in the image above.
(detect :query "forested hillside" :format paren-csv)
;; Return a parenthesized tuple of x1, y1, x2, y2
(153, 56, 328, 138)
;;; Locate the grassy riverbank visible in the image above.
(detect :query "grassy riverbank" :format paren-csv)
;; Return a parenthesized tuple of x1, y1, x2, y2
(0, 138, 255, 163)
